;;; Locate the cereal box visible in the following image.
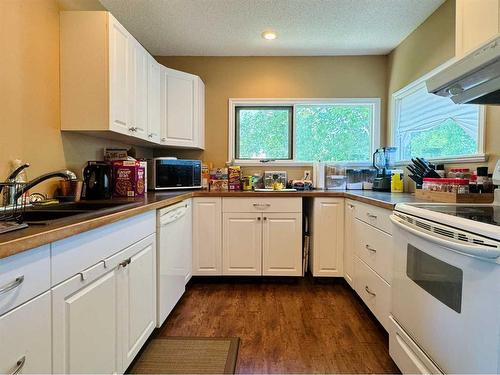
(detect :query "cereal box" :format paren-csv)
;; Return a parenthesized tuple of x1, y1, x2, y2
(111, 160, 146, 197)
(228, 166, 241, 191)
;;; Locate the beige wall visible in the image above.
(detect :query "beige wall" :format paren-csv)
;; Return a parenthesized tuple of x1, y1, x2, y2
(387, 0, 499, 171)
(155, 56, 389, 176)
(0, 0, 151, 196)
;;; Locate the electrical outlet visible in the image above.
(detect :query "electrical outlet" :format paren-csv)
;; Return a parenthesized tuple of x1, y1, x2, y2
(303, 170, 311, 180)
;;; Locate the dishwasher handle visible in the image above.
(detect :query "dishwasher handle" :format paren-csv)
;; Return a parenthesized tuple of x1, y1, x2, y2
(160, 205, 189, 226)
(390, 214, 500, 260)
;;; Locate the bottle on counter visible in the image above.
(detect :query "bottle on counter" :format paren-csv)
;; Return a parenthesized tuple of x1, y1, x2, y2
(469, 174, 478, 193)
(477, 167, 488, 193)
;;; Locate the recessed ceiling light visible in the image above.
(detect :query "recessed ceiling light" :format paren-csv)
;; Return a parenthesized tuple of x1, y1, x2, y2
(261, 31, 277, 40)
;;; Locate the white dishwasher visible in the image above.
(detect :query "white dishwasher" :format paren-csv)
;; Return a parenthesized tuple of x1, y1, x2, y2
(156, 199, 192, 327)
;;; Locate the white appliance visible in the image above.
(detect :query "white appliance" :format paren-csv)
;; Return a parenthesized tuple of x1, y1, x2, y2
(156, 199, 192, 327)
(426, 35, 500, 104)
(388, 161, 500, 374)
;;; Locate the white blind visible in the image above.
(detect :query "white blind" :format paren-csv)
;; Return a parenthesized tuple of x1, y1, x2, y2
(394, 81, 480, 159)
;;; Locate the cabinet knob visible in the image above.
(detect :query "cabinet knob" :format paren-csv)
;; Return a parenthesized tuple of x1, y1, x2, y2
(257, 217, 261, 221)
(263, 217, 267, 221)
(161, 137, 166, 142)
(128, 126, 137, 132)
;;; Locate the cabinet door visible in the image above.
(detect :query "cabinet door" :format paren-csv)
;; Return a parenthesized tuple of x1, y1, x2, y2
(192, 198, 222, 275)
(108, 15, 130, 134)
(193, 77, 205, 149)
(223, 213, 262, 276)
(129, 39, 149, 139)
(0, 292, 51, 374)
(118, 237, 156, 371)
(52, 263, 118, 374)
(311, 198, 344, 277)
(147, 56, 161, 143)
(161, 69, 195, 147)
(456, 0, 500, 57)
(344, 200, 357, 286)
(262, 213, 302, 276)
(183, 202, 193, 284)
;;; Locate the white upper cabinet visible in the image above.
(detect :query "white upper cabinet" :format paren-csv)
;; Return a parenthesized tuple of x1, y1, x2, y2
(60, 11, 204, 148)
(147, 56, 161, 143)
(456, 0, 500, 57)
(108, 14, 131, 135)
(160, 67, 205, 149)
(128, 39, 149, 140)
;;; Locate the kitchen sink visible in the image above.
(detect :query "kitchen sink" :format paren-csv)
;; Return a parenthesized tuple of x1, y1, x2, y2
(21, 210, 90, 222)
(32, 201, 137, 211)
(22, 200, 141, 224)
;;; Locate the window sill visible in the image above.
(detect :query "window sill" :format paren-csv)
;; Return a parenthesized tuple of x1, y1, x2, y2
(395, 154, 488, 167)
(231, 160, 374, 168)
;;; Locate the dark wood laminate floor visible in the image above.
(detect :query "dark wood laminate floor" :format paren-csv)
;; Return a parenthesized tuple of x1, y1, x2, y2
(157, 277, 400, 374)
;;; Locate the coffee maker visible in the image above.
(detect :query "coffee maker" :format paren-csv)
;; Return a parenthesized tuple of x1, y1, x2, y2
(82, 161, 112, 199)
(372, 147, 397, 192)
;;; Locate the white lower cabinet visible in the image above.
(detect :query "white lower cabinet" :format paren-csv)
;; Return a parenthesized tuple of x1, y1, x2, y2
(354, 255, 391, 331)
(310, 198, 344, 277)
(262, 213, 302, 276)
(343, 200, 357, 286)
(118, 238, 156, 370)
(52, 262, 119, 374)
(0, 291, 52, 374)
(192, 198, 222, 275)
(52, 234, 156, 374)
(223, 213, 262, 276)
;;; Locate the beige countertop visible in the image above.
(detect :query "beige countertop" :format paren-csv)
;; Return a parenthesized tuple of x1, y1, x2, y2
(0, 190, 420, 260)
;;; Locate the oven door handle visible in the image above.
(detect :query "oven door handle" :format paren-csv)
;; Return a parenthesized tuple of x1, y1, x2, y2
(390, 214, 500, 260)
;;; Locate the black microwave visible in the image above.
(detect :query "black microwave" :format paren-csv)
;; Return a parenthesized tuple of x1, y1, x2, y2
(147, 158, 202, 190)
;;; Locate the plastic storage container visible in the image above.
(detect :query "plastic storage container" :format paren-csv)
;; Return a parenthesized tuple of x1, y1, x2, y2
(325, 165, 346, 190)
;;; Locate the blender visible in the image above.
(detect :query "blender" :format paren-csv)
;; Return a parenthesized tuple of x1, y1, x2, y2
(372, 147, 397, 192)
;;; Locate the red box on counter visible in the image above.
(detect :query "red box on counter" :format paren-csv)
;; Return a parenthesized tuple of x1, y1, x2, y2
(111, 160, 145, 197)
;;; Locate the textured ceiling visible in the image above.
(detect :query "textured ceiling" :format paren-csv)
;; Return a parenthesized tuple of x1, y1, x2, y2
(99, 0, 445, 56)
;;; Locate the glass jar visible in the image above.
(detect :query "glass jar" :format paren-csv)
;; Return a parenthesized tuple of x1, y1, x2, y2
(422, 178, 469, 194)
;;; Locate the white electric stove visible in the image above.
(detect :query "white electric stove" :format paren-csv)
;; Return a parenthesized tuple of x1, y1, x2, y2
(388, 160, 500, 374)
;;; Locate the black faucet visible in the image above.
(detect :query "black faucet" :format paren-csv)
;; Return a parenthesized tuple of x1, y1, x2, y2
(13, 170, 77, 202)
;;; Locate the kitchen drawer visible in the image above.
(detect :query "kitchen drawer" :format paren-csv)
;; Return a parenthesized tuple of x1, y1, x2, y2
(355, 202, 393, 235)
(0, 291, 52, 374)
(354, 218, 393, 284)
(222, 197, 302, 213)
(389, 316, 442, 374)
(51, 211, 155, 286)
(354, 256, 391, 331)
(0, 245, 50, 316)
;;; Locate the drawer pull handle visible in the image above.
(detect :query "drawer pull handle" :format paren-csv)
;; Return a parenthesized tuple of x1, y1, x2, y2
(119, 258, 132, 268)
(365, 245, 377, 253)
(11, 356, 26, 375)
(365, 286, 376, 297)
(0, 276, 24, 296)
(348, 204, 355, 209)
(367, 213, 378, 219)
(253, 203, 271, 208)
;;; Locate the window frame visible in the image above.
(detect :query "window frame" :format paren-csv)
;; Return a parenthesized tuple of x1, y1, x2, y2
(228, 98, 381, 166)
(235, 105, 294, 160)
(390, 58, 487, 165)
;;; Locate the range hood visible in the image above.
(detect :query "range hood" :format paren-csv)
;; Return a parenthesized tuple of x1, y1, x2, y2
(426, 36, 500, 104)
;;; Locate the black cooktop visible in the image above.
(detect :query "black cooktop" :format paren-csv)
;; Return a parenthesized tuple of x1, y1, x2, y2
(422, 205, 500, 227)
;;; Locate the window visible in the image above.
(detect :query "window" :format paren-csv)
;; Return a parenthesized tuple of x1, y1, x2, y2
(230, 99, 380, 164)
(236, 107, 292, 160)
(392, 65, 485, 163)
